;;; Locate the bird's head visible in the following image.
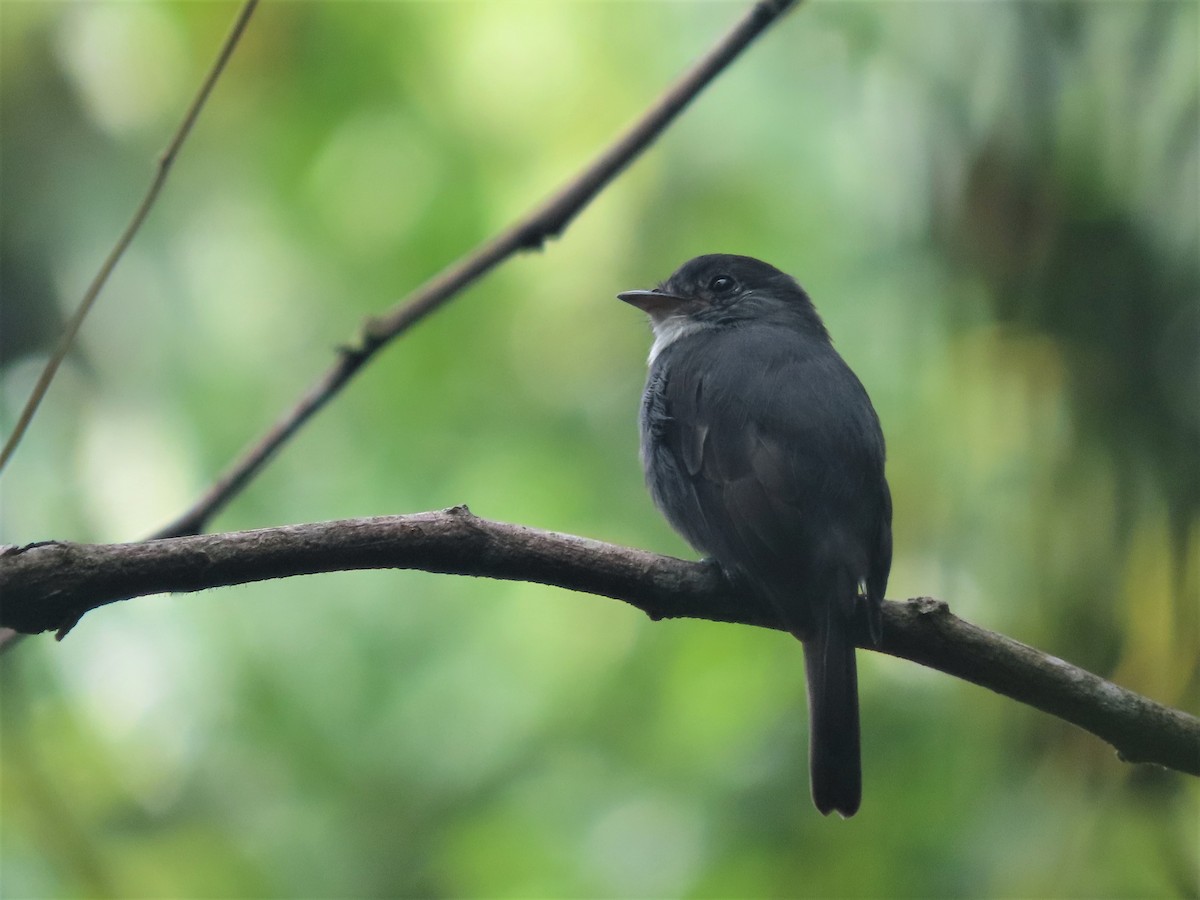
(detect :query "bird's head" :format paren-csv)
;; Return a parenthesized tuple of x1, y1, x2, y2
(618, 254, 828, 344)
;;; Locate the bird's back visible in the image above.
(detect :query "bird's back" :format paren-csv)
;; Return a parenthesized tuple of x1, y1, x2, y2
(641, 319, 891, 632)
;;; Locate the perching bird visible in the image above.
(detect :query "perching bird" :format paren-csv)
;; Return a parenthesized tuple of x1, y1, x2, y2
(619, 254, 892, 817)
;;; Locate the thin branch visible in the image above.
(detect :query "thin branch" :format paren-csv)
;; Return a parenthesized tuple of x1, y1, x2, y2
(0, 0, 799, 657)
(1, 508, 1196, 777)
(151, 0, 801, 541)
(0, 0, 260, 474)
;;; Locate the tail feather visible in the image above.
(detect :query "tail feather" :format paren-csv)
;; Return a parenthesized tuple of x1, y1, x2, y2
(803, 614, 862, 818)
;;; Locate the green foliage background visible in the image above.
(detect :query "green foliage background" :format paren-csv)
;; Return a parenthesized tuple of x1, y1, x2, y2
(1, 2, 1197, 897)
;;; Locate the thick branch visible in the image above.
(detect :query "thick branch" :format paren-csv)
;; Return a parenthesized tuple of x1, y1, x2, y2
(1, 508, 1196, 776)
(0, 0, 798, 656)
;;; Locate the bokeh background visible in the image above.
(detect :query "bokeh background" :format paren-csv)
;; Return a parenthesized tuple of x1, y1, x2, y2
(1, 2, 1197, 897)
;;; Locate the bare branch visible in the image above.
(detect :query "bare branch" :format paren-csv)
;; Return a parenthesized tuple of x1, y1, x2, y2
(2, 508, 1196, 777)
(0, 0, 800, 656)
(0, 0, 261, 474)
(151, 0, 801, 541)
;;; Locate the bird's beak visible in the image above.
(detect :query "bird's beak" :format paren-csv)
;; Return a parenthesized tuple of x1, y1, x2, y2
(618, 289, 694, 318)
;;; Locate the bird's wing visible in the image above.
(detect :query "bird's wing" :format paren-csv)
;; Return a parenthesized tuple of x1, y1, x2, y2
(655, 325, 890, 632)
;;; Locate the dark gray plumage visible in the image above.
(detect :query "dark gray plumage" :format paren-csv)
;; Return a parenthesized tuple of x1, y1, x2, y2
(620, 254, 892, 818)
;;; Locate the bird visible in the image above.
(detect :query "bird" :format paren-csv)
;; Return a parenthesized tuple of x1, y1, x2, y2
(619, 253, 892, 817)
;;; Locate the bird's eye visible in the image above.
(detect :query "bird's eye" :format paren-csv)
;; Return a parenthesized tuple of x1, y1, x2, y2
(708, 275, 736, 293)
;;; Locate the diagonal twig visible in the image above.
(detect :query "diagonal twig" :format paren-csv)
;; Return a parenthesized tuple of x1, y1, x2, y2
(151, 0, 801, 541)
(0, 0, 261, 474)
(0, 0, 797, 654)
(2, 508, 1197, 776)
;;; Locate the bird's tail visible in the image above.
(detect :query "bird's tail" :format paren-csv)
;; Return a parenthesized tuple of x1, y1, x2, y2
(803, 609, 861, 818)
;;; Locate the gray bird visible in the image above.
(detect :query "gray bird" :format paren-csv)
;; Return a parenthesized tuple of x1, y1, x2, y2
(620, 254, 892, 817)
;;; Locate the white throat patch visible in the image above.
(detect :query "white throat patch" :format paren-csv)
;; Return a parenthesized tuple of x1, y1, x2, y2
(649, 315, 705, 365)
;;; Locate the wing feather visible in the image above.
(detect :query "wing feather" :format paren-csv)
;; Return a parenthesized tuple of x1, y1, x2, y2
(644, 322, 890, 636)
